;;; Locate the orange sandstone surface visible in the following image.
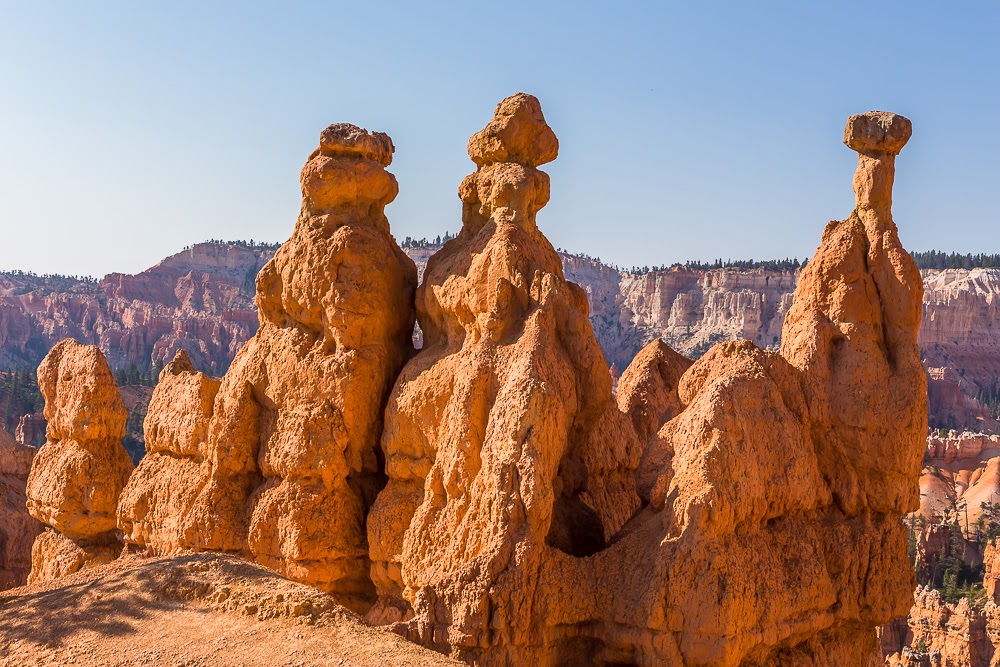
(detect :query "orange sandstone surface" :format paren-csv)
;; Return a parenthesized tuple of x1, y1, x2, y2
(24, 340, 133, 584)
(0, 99, 927, 667)
(116, 122, 417, 611)
(364, 100, 926, 665)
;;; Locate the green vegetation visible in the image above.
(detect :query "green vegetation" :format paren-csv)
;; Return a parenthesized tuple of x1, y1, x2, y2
(112, 360, 163, 388)
(400, 231, 456, 248)
(977, 378, 1000, 421)
(185, 239, 282, 251)
(0, 271, 98, 296)
(0, 368, 43, 433)
(122, 407, 147, 464)
(909, 489, 1000, 605)
(911, 250, 1000, 270)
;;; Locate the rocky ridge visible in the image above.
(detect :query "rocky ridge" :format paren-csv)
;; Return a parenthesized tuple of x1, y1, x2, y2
(0, 241, 271, 375)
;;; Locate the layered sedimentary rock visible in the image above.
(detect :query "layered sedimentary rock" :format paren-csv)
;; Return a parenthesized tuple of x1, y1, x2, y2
(14, 413, 46, 448)
(0, 427, 41, 589)
(882, 432, 1000, 665)
(368, 100, 925, 665)
(883, 588, 998, 667)
(917, 431, 1000, 529)
(1, 243, 996, 437)
(118, 123, 417, 608)
(24, 339, 133, 582)
(368, 93, 649, 658)
(0, 242, 270, 374)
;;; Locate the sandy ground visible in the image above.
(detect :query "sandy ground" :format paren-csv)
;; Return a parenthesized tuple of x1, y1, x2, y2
(0, 553, 459, 667)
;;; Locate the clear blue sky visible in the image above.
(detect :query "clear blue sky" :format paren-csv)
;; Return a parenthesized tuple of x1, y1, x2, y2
(1, 2, 997, 277)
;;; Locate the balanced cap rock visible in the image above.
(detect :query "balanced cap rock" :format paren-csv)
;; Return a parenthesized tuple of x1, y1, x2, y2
(117, 122, 417, 611)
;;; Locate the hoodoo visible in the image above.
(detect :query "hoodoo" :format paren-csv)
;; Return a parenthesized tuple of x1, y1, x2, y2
(117, 123, 417, 609)
(25, 340, 133, 583)
(10, 101, 926, 667)
(117, 349, 220, 553)
(368, 99, 926, 666)
(367, 93, 653, 660)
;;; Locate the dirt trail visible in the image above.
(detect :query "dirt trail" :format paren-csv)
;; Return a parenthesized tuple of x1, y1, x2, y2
(0, 553, 459, 666)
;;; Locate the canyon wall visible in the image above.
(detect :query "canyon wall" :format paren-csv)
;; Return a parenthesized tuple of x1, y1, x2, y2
(2, 247, 995, 435)
(0, 242, 271, 375)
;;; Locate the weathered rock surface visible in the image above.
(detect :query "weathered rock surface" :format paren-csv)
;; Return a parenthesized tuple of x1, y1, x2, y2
(368, 94, 646, 660)
(882, 588, 997, 667)
(116, 349, 220, 554)
(0, 426, 41, 590)
(366, 101, 925, 665)
(1, 245, 997, 437)
(118, 123, 417, 610)
(883, 433, 1000, 666)
(922, 268, 1000, 432)
(916, 431, 1000, 530)
(14, 412, 46, 448)
(24, 339, 133, 583)
(0, 241, 271, 374)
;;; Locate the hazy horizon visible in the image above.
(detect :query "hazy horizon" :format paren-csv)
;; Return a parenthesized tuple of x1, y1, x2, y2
(2, 3, 998, 277)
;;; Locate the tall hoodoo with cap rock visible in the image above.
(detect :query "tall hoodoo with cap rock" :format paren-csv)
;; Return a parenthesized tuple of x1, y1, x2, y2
(367, 93, 649, 662)
(117, 122, 417, 610)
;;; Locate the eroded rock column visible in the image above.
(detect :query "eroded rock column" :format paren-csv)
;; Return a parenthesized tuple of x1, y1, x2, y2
(553, 111, 927, 666)
(25, 339, 133, 583)
(118, 124, 417, 610)
(368, 93, 645, 662)
(117, 349, 219, 552)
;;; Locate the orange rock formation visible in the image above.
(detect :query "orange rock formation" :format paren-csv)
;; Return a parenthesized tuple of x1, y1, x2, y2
(24, 340, 133, 583)
(117, 123, 417, 608)
(117, 349, 220, 553)
(368, 100, 926, 666)
(0, 427, 41, 589)
(367, 94, 650, 658)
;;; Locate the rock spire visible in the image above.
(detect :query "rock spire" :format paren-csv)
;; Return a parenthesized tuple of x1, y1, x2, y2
(25, 340, 133, 583)
(117, 123, 417, 610)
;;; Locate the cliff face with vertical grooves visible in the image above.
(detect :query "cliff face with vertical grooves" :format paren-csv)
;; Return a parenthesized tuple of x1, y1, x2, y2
(0, 242, 271, 375)
(1, 248, 996, 434)
(117, 123, 417, 612)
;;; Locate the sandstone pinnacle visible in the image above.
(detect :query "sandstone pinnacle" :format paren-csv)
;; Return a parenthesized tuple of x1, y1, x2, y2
(118, 122, 417, 612)
(25, 339, 133, 583)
